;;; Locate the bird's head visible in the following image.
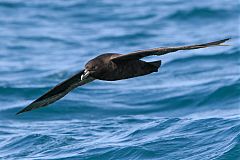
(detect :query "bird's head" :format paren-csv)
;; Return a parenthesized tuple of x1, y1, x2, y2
(81, 59, 105, 80)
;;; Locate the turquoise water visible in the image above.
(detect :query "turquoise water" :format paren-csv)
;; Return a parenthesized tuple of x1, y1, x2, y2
(0, 0, 239, 159)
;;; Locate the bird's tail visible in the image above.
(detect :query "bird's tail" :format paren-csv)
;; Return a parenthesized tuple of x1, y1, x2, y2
(149, 60, 161, 68)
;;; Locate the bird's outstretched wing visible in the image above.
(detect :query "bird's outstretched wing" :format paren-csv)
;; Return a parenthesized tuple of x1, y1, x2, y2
(111, 38, 230, 62)
(16, 70, 95, 115)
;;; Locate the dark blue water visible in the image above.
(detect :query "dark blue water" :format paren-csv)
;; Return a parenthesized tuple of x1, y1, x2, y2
(0, 0, 239, 159)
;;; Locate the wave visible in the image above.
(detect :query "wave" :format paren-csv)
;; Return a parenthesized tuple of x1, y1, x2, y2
(166, 7, 238, 21)
(0, 1, 26, 9)
(197, 78, 240, 107)
(0, 0, 239, 159)
(0, 116, 239, 159)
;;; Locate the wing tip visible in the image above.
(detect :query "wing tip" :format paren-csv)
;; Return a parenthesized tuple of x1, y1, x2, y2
(16, 105, 34, 115)
(16, 108, 28, 115)
(217, 37, 231, 45)
(16, 111, 23, 115)
(201, 37, 231, 48)
(15, 101, 39, 115)
(222, 37, 231, 41)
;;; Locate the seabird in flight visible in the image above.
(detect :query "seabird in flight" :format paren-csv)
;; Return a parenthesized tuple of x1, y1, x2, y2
(16, 38, 230, 115)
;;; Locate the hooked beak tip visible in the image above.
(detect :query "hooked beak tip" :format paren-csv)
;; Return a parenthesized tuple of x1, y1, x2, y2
(81, 70, 90, 80)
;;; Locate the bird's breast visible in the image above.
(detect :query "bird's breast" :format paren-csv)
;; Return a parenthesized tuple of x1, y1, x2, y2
(96, 60, 157, 81)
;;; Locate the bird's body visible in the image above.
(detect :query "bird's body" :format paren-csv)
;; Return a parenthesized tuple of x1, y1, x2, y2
(16, 38, 230, 115)
(88, 53, 161, 81)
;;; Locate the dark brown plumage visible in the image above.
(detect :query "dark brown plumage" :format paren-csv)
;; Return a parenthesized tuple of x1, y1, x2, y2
(85, 53, 161, 81)
(16, 38, 230, 115)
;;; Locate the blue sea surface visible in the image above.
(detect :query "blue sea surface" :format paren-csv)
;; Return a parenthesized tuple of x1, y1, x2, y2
(0, 0, 239, 159)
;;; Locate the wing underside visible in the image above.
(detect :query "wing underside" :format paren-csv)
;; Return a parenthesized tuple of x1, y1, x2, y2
(16, 70, 95, 115)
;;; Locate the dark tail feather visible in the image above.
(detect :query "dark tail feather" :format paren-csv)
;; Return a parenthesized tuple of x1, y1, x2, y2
(149, 60, 161, 68)
(149, 60, 161, 72)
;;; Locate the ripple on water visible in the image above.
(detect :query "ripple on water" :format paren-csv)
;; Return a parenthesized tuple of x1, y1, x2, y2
(0, 0, 239, 159)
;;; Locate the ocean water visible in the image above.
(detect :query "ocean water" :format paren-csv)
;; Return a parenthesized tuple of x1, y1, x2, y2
(0, 0, 239, 159)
